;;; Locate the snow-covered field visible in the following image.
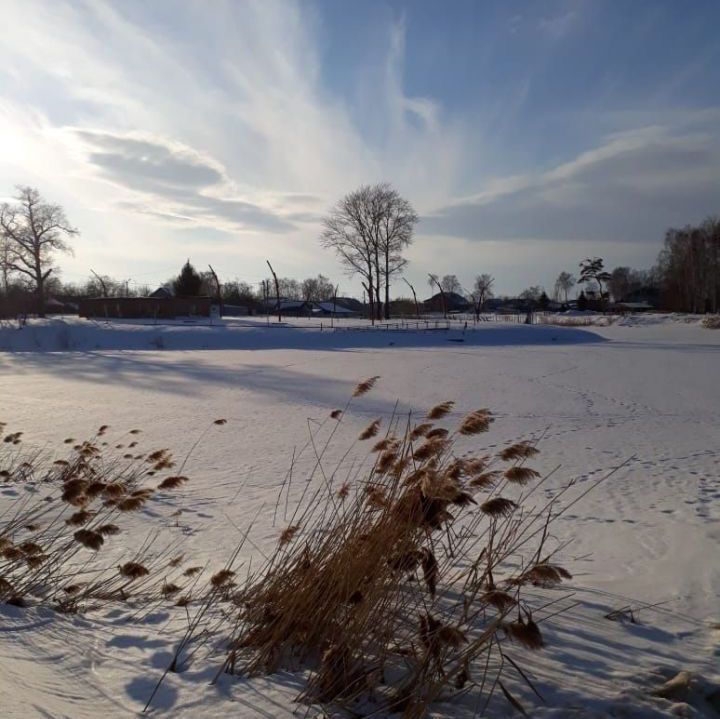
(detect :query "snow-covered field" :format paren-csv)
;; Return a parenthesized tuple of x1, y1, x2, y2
(1, 315, 719, 718)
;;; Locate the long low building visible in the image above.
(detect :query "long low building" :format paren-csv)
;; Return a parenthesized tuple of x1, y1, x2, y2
(79, 296, 212, 319)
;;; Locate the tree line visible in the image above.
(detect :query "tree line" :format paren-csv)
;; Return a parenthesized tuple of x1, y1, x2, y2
(1, 183, 718, 319)
(547, 216, 720, 314)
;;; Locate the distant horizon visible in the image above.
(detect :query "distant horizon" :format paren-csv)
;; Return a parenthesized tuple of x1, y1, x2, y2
(1, 0, 718, 296)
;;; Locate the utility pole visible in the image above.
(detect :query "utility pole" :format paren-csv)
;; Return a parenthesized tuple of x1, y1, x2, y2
(90, 269, 109, 297)
(266, 260, 281, 323)
(403, 277, 420, 319)
(428, 274, 447, 319)
(208, 264, 222, 317)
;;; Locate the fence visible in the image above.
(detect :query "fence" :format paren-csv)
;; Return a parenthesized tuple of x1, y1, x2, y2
(0, 295, 37, 320)
(333, 319, 452, 332)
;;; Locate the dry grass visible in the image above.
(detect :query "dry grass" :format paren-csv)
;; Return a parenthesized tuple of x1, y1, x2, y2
(202, 378, 585, 717)
(701, 315, 720, 329)
(3, 381, 606, 718)
(0, 423, 222, 613)
(539, 315, 615, 327)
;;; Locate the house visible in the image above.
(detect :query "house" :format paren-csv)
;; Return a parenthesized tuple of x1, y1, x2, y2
(222, 304, 251, 317)
(260, 298, 314, 317)
(314, 301, 359, 317)
(333, 297, 365, 313)
(45, 297, 78, 315)
(423, 291, 471, 314)
(148, 286, 173, 299)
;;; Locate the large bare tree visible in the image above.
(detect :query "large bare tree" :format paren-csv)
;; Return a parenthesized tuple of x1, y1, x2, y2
(554, 271, 576, 303)
(440, 274, 462, 294)
(301, 274, 335, 302)
(321, 183, 417, 321)
(470, 273, 494, 318)
(375, 184, 417, 318)
(656, 217, 720, 313)
(0, 187, 77, 316)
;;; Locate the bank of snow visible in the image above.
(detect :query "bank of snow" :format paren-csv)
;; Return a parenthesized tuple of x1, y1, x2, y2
(0, 315, 604, 352)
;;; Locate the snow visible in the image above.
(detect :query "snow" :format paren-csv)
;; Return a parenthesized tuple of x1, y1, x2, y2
(1, 315, 719, 717)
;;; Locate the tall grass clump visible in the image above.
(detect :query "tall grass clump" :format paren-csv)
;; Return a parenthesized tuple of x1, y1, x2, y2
(539, 314, 615, 327)
(207, 379, 592, 717)
(0, 422, 216, 612)
(701, 315, 720, 329)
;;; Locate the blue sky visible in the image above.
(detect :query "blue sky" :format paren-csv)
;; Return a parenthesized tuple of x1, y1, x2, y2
(0, 0, 718, 296)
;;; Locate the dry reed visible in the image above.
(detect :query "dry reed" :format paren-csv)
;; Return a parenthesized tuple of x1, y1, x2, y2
(208, 379, 579, 719)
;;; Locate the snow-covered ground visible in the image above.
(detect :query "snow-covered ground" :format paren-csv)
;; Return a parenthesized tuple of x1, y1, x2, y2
(1, 315, 719, 718)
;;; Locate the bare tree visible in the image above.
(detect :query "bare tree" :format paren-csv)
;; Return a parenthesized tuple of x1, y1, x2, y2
(608, 266, 646, 303)
(554, 271, 576, 303)
(321, 187, 377, 322)
(519, 286, 544, 304)
(470, 273, 494, 319)
(259, 276, 301, 301)
(321, 183, 417, 322)
(428, 273, 447, 318)
(440, 274, 462, 294)
(376, 184, 418, 319)
(301, 274, 334, 302)
(0, 187, 77, 316)
(655, 217, 720, 313)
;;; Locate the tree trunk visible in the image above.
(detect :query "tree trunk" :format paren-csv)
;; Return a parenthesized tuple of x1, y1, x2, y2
(373, 244, 382, 320)
(365, 262, 375, 325)
(384, 255, 390, 320)
(36, 273, 45, 318)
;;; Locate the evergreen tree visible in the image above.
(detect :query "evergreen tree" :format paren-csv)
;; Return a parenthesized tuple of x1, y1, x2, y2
(577, 290, 588, 311)
(173, 260, 203, 296)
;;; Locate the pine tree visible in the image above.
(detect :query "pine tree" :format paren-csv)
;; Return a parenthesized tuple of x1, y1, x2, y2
(577, 290, 588, 311)
(173, 260, 203, 297)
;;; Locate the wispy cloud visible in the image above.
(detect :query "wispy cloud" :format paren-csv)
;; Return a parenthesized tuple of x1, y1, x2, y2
(538, 10, 578, 39)
(423, 121, 720, 246)
(0, 0, 717, 292)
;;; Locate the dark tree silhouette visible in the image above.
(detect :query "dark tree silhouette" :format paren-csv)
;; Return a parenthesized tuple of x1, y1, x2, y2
(579, 258, 611, 302)
(173, 260, 203, 296)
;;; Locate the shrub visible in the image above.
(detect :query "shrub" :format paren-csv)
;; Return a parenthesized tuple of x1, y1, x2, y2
(201, 380, 586, 717)
(0, 424, 206, 612)
(539, 314, 614, 327)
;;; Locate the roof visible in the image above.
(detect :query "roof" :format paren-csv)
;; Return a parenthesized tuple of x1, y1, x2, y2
(316, 302, 355, 314)
(424, 292, 470, 306)
(276, 300, 309, 310)
(149, 287, 172, 299)
(333, 297, 364, 311)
